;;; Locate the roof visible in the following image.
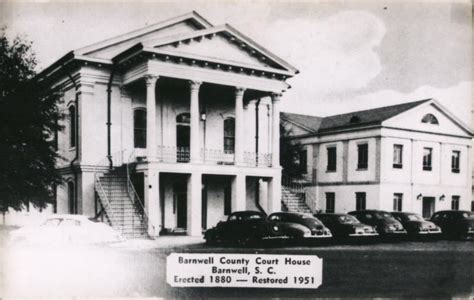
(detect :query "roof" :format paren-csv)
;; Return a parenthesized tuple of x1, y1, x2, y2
(282, 99, 431, 135)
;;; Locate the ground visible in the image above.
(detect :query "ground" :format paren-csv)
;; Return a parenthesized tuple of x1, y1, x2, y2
(1, 226, 473, 298)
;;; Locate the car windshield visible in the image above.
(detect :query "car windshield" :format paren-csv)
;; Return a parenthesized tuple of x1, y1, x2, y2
(230, 213, 263, 221)
(374, 212, 396, 220)
(338, 215, 360, 224)
(461, 212, 474, 219)
(406, 214, 424, 222)
(302, 215, 323, 225)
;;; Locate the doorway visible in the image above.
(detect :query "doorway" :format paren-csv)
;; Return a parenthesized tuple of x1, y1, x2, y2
(173, 182, 187, 229)
(422, 197, 435, 219)
(176, 113, 190, 162)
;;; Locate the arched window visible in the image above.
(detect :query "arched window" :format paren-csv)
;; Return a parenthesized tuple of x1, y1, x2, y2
(176, 113, 191, 124)
(134, 109, 147, 148)
(421, 113, 439, 125)
(69, 105, 76, 147)
(223, 117, 235, 153)
(67, 181, 76, 214)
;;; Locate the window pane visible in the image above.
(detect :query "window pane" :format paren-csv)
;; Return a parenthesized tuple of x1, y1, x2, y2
(357, 144, 368, 169)
(423, 148, 432, 171)
(326, 192, 335, 213)
(451, 151, 460, 173)
(393, 144, 403, 168)
(451, 196, 460, 210)
(134, 110, 147, 148)
(393, 193, 403, 212)
(69, 106, 76, 148)
(327, 147, 337, 171)
(356, 192, 366, 210)
(224, 118, 235, 152)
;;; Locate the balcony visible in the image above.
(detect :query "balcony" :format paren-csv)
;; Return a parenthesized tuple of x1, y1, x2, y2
(132, 146, 272, 167)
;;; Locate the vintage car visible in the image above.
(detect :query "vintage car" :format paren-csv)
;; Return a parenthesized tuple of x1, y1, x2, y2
(391, 212, 441, 237)
(348, 210, 407, 237)
(267, 212, 332, 239)
(9, 215, 125, 245)
(203, 210, 276, 245)
(430, 210, 474, 240)
(315, 213, 378, 238)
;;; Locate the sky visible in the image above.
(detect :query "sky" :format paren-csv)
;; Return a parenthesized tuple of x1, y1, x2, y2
(1, 1, 472, 124)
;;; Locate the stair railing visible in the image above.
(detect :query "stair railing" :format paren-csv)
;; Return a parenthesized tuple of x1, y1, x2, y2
(281, 174, 318, 213)
(126, 149, 156, 237)
(92, 150, 127, 232)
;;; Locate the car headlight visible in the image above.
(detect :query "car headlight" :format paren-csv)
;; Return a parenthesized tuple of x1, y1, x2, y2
(303, 229, 312, 237)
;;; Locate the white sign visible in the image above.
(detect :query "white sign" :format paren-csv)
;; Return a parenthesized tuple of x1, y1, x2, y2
(167, 253, 322, 289)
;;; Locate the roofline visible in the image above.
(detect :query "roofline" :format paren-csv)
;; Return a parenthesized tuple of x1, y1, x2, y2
(428, 99, 473, 135)
(75, 11, 213, 56)
(141, 24, 298, 74)
(281, 115, 318, 133)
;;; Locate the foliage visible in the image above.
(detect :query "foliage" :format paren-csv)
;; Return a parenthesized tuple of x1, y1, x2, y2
(280, 121, 304, 178)
(0, 28, 63, 211)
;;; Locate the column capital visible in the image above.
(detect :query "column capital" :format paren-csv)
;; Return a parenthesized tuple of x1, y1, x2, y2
(235, 87, 246, 98)
(189, 80, 202, 91)
(271, 93, 282, 102)
(144, 74, 159, 87)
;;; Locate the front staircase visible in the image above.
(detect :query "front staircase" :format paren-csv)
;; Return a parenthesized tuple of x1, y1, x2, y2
(95, 167, 149, 238)
(281, 186, 312, 213)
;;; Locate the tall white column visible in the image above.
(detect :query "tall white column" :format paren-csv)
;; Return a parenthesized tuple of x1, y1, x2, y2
(187, 172, 202, 236)
(189, 80, 202, 163)
(145, 75, 158, 160)
(235, 87, 246, 165)
(271, 93, 281, 167)
(267, 174, 281, 213)
(231, 174, 246, 212)
(144, 170, 160, 238)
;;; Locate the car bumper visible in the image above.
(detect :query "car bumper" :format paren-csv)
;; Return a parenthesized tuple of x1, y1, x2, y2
(349, 232, 379, 237)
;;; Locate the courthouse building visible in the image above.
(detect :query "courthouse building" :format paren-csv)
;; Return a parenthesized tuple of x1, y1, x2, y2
(283, 99, 473, 218)
(32, 12, 298, 236)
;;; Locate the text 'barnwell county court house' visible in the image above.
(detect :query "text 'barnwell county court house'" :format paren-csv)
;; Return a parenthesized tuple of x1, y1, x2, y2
(41, 12, 298, 237)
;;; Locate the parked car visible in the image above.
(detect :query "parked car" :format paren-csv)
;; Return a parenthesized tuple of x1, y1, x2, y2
(430, 210, 474, 240)
(9, 215, 125, 245)
(267, 212, 332, 240)
(391, 212, 441, 237)
(315, 213, 378, 238)
(348, 210, 407, 237)
(204, 211, 276, 246)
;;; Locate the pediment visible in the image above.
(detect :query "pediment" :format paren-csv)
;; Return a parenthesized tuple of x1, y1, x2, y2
(382, 101, 472, 137)
(155, 34, 275, 69)
(75, 12, 212, 60)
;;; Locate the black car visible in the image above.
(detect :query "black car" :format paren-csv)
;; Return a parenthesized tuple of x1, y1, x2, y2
(348, 210, 407, 236)
(430, 210, 474, 240)
(391, 212, 441, 237)
(204, 211, 275, 245)
(315, 213, 378, 238)
(267, 212, 332, 239)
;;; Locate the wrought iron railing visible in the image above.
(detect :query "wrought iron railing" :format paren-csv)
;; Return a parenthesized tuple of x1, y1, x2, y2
(126, 149, 156, 237)
(243, 151, 272, 167)
(202, 149, 234, 165)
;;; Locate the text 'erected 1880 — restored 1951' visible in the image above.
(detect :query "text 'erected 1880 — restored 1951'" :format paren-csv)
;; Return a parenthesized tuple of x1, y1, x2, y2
(167, 253, 322, 289)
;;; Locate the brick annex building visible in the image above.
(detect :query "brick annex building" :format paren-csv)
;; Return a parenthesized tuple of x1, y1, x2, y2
(282, 99, 473, 218)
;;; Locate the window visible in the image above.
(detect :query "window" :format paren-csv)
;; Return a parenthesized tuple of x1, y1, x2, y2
(355, 192, 366, 211)
(223, 118, 235, 153)
(471, 201, 474, 212)
(134, 109, 147, 148)
(357, 143, 368, 170)
(422, 147, 432, 171)
(451, 196, 460, 210)
(393, 193, 403, 212)
(54, 115, 59, 151)
(224, 183, 231, 215)
(68, 105, 76, 148)
(421, 113, 439, 125)
(393, 144, 403, 169)
(327, 146, 337, 172)
(325, 192, 335, 213)
(451, 151, 460, 173)
(67, 181, 76, 214)
(298, 149, 307, 174)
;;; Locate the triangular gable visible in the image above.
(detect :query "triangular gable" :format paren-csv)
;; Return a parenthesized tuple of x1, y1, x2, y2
(75, 11, 212, 60)
(143, 24, 298, 73)
(382, 99, 473, 137)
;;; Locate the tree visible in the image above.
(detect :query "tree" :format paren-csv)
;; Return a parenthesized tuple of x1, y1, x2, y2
(280, 121, 304, 178)
(0, 28, 63, 212)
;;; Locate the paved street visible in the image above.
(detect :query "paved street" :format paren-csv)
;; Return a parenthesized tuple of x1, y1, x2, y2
(1, 227, 473, 298)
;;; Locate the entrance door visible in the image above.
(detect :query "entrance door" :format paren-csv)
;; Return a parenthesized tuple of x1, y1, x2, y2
(176, 125, 190, 162)
(422, 197, 435, 219)
(174, 183, 187, 229)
